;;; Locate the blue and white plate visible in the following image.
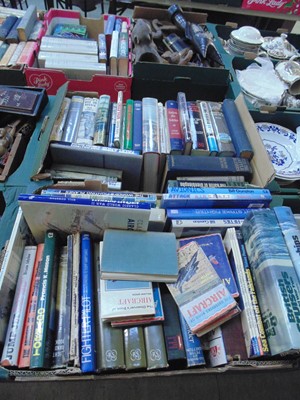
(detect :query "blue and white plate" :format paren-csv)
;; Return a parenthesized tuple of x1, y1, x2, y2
(255, 122, 300, 180)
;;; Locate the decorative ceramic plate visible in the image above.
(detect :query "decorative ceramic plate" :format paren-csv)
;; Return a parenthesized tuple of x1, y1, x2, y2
(255, 122, 300, 179)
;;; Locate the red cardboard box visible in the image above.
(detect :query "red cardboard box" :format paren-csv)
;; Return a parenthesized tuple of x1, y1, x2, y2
(241, 0, 300, 15)
(24, 9, 132, 101)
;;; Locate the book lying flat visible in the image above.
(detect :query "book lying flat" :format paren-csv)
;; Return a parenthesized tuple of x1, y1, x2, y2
(101, 229, 178, 282)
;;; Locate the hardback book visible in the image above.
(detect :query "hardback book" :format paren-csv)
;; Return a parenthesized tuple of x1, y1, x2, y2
(100, 278, 155, 321)
(6, 41, 25, 65)
(30, 230, 59, 369)
(0, 44, 18, 67)
(223, 227, 269, 358)
(44, 60, 106, 80)
(273, 206, 300, 282)
(241, 209, 300, 356)
(187, 101, 209, 156)
(167, 207, 252, 220)
(1, 245, 37, 367)
(5, 17, 21, 44)
(18, 193, 151, 243)
(177, 92, 193, 155)
(93, 95, 111, 146)
(38, 52, 99, 69)
(160, 284, 187, 369)
(142, 97, 160, 193)
(104, 14, 116, 35)
(17, 5, 37, 42)
(167, 241, 240, 336)
(80, 233, 96, 373)
(100, 229, 178, 282)
(0, 15, 18, 40)
(123, 326, 147, 370)
(179, 233, 239, 298)
(123, 99, 134, 150)
(221, 313, 249, 362)
(144, 324, 169, 370)
(76, 97, 98, 146)
(170, 218, 244, 239)
(160, 155, 253, 193)
(113, 90, 123, 148)
(16, 40, 37, 66)
(18, 243, 44, 368)
(111, 282, 164, 327)
(222, 99, 254, 160)
(107, 102, 117, 147)
(49, 97, 71, 142)
(168, 179, 249, 189)
(98, 33, 107, 64)
(0, 43, 9, 61)
(176, 175, 246, 184)
(197, 101, 219, 155)
(69, 232, 80, 368)
(61, 95, 84, 143)
(208, 101, 236, 157)
(118, 24, 129, 77)
(0, 85, 46, 117)
(109, 30, 119, 76)
(40, 36, 98, 55)
(132, 100, 142, 153)
(94, 242, 126, 372)
(165, 100, 183, 154)
(178, 311, 206, 368)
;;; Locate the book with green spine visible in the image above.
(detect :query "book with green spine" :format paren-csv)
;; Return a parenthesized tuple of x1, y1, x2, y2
(30, 230, 59, 369)
(123, 99, 134, 150)
(144, 324, 169, 370)
(123, 326, 147, 370)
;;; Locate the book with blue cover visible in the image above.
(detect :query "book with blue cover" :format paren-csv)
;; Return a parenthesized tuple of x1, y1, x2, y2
(241, 209, 300, 356)
(165, 100, 183, 154)
(132, 100, 143, 153)
(167, 208, 252, 220)
(101, 229, 178, 282)
(80, 233, 96, 373)
(179, 233, 239, 298)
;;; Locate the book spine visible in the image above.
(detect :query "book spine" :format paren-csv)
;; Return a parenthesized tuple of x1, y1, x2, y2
(61, 96, 84, 143)
(0, 44, 18, 67)
(167, 208, 251, 220)
(113, 91, 123, 148)
(198, 101, 219, 155)
(107, 102, 117, 148)
(93, 95, 111, 146)
(1, 246, 37, 367)
(165, 100, 183, 154)
(123, 326, 147, 370)
(17, 5, 37, 41)
(177, 92, 192, 155)
(167, 186, 271, 196)
(105, 14, 116, 35)
(222, 99, 253, 160)
(144, 324, 169, 370)
(50, 97, 71, 142)
(98, 33, 107, 64)
(178, 311, 205, 367)
(118, 29, 129, 77)
(273, 206, 300, 282)
(80, 233, 96, 373)
(171, 218, 244, 228)
(76, 97, 98, 146)
(142, 97, 160, 153)
(18, 244, 44, 369)
(16, 41, 37, 65)
(109, 30, 119, 75)
(132, 100, 143, 153)
(30, 231, 58, 369)
(158, 102, 169, 154)
(5, 17, 21, 44)
(0, 15, 18, 40)
(6, 41, 25, 65)
(123, 99, 134, 150)
(187, 101, 209, 155)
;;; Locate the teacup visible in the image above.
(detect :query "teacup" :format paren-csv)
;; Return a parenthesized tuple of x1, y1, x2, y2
(275, 56, 300, 96)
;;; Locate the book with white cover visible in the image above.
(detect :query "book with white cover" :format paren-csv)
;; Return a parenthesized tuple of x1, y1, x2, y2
(40, 36, 98, 55)
(38, 51, 99, 68)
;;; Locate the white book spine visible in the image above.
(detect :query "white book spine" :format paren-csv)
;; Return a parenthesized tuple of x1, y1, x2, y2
(142, 97, 160, 154)
(77, 97, 99, 145)
(7, 41, 26, 66)
(110, 30, 119, 59)
(114, 90, 123, 148)
(1, 245, 37, 367)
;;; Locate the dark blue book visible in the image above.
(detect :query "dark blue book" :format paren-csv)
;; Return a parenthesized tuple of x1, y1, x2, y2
(179, 233, 239, 298)
(165, 100, 183, 154)
(222, 99, 254, 160)
(80, 233, 96, 373)
(105, 15, 116, 35)
(132, 100, 142, 153)
(0, 16, 18, 41)
(167, 208, 252, 220)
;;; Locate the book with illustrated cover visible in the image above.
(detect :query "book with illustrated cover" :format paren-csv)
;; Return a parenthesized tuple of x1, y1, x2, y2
(30, 231, 59, 369)
(118, 22, 129, 77)
(177, 92, 192, 155)
(144, 324, 169, 370)
(76, 97, 98, 146)
(18, 244, 44, 368)
(50, 97, 71, 142)
(179, 233, 239, 298)
(241, 209, 300, 356)
(123, 326, 147, 370)
(93, 95, 111, 146)
(1, 246, 37, 367)
(61, 95, 84, 143)
(167, 241, 239, 336)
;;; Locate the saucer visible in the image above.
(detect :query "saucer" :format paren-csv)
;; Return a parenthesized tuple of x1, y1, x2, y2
(255, 122, 300, 179)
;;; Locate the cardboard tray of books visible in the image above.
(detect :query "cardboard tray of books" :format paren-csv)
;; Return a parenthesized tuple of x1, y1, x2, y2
(24, 9, 132, 101)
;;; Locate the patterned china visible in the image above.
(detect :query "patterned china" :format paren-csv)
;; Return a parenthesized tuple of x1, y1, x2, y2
(261, 34, 299, 60)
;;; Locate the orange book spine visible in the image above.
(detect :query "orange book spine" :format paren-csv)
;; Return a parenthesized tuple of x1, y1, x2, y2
(18, 243, 44, 368)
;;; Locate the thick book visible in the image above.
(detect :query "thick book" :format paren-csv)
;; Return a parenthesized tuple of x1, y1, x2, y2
(223, 228, 269, 358)
(80, 233, 96, 373)
(161, 187, 272, 209)
(123, 326, 147, 370)
(187, 101, 209, 156)
(101, 229, 178, 282)
(167, 241, 239, 336)
(160, 155, 253, 192)
(178, 311, 206, 368)
(161, 285, 186, 369)
(6, 18, 21, 44)
(76, 97, 98, 146)
(0, 15, 18, 40)
(144, 324, 169, 370)
(165, 100, 183, 154)
(273, 206, 300, 282)
(179, 233, 239, 298)
(93, 95, 111, 146)
(1, 245, 37, 367)
(30, 230, 59, 369)
(61, 95, 84, 143)
(18, 244, 44, 368)
(17, 5, 37, 41)
(18, 193, 151, 243)
(241, 209, 300, 356)
(94, 242, 126, 372)
(100, 278, 155, 321)
(222, 99, 254, 160)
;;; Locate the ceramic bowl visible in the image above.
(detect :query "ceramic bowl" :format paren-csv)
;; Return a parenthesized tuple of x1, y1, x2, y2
(231, 26, 264, 45)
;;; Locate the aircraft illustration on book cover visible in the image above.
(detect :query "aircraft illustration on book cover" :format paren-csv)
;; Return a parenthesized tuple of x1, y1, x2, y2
(175, 251, 199, 293)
